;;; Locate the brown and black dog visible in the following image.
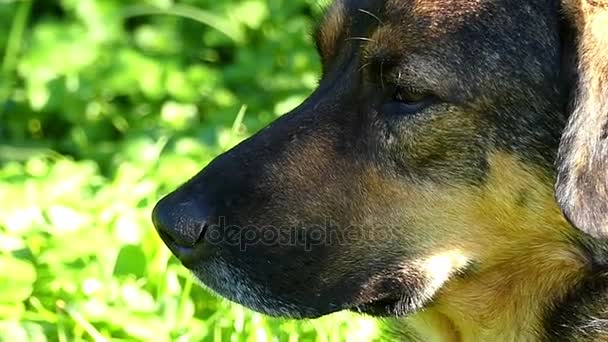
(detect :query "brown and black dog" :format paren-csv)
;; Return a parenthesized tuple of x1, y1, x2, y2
(152, 0, 608, 340)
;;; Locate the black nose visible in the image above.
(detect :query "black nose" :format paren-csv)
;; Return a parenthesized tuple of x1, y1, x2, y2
(152, 193, 209, 261)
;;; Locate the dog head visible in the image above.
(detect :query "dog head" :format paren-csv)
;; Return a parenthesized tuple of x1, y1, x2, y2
(152, 0, 607, 318)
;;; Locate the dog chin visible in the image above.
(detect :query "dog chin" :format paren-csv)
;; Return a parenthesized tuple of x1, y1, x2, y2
(189, 260, 330, 318)
(351, 295, 422, 317)
(189, 259, 430, 319)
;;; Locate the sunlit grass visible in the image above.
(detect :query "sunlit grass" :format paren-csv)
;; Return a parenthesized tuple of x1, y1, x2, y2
(0, 0, 380, 339)
(0, 118, 380, 341)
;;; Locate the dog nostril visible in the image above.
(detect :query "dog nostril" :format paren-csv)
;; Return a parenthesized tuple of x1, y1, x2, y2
(152, 196, 209, 249)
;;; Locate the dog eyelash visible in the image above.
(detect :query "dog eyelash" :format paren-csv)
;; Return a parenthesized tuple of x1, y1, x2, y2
(392, 86, 433, 104)
(380, 84, 438, 117)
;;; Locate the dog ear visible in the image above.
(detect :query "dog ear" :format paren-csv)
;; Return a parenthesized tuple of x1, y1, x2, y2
(556, 0, 608, 238)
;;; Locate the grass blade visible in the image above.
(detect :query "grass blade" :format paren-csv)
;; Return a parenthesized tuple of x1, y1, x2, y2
(121, 4, 245, 43)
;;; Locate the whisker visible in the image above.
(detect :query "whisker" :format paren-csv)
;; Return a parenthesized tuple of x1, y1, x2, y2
(344, 36, 376, 43)
(380, 60, 385, 90)
(358, 62, 371, 73)
(358, 8, 384, 25)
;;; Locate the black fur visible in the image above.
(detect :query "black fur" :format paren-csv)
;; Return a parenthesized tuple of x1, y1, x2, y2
(153, 0, 608, 339)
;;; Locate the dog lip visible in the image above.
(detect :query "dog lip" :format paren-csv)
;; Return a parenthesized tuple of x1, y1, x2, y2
(349, 293, 403, 316)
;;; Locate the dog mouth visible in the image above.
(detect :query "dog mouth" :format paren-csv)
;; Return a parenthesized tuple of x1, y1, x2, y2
(351, 295, 406, 316)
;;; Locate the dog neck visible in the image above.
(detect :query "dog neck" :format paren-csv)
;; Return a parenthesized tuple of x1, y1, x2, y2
(401, 154, 592, 341)
(404, 231, 589, 341)
(424, 239, 587, 341)
(407, 227, 591, 341)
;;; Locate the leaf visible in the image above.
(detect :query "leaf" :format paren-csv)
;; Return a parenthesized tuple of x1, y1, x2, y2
(46, 205, 90, 234)
(0, 321, 46, 342)
(0, 256, 36, 303)
(232, 1, 269, 29)
(113, 245, 147, 278)
(121, 4, 245, 43)
(160, 101, 198, 130)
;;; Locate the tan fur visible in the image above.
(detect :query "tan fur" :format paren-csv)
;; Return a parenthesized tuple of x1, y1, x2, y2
(564, 0, 608, 175)
(393, 153, 589, 341)
(557, 0, 608, 236)
(406, 309, 462, 342)
(316, 1, 346, 64)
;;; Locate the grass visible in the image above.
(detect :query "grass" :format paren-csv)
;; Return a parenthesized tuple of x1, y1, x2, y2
(0, 0, 381, 340)
(0, 116, 380, 341)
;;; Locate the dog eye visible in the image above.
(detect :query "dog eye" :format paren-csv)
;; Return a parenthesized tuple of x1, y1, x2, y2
(383, 86, 437, 115)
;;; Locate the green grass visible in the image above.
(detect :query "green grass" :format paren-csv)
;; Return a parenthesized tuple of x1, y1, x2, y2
(0, 0, 380, 340)
(0, 134, 380, 341)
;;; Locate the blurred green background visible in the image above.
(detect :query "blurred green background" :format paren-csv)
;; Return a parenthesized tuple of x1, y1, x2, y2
(0, 0, 380, 340)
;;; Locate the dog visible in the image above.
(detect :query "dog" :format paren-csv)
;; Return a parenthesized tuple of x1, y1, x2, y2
(152, 0, 608, 340)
